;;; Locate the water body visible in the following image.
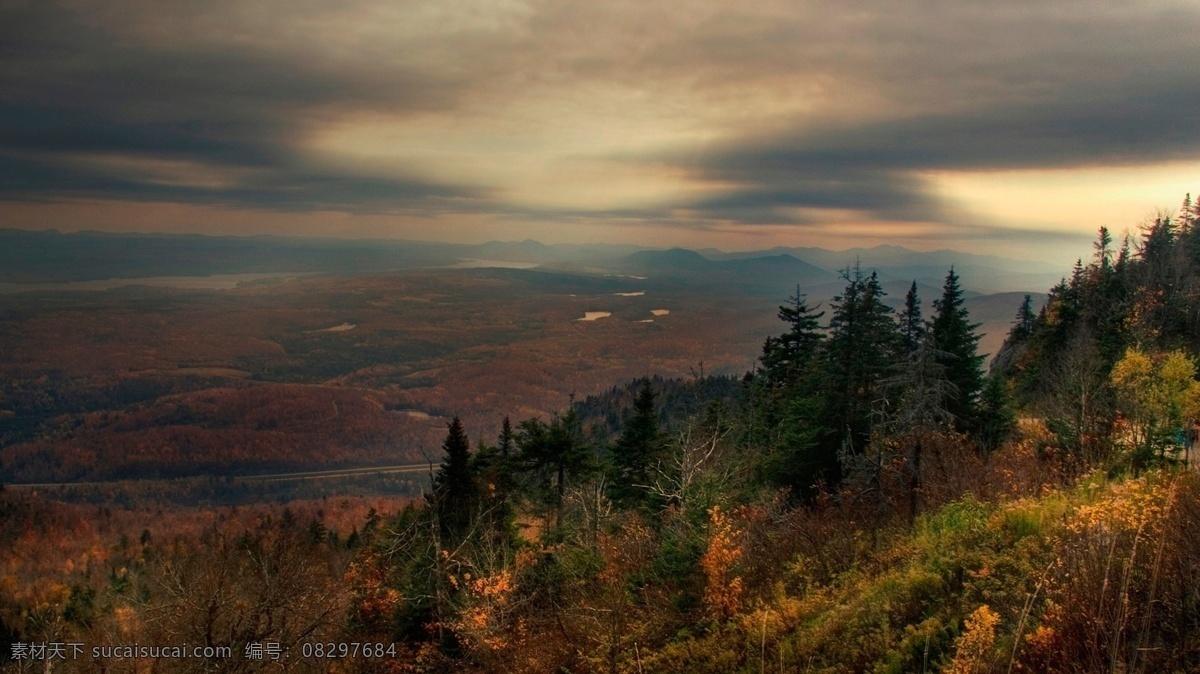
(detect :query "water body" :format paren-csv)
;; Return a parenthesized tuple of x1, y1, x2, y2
(578, 311, 612, 321)
(651, 309, 670, 316)
(443, 259, 541, 269)
(310, 322, 356, 333)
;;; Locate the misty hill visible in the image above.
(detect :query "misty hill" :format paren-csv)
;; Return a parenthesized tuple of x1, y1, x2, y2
(621, 245, 1063, 299)
(471, 239, 650, 263)
(702, 244, 1065, 294)
(623, 247, 713, 272)
(620, 249, 832, 293)
(0, 229, 463, 283)
(1, 229, 1067, 300)
(705, 244, 1061, 273)
(466, 239, 566, 263)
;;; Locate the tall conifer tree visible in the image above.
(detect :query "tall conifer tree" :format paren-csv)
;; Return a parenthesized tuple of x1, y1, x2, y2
(516, 409, 593, 528)
(825, 265, 902, 459)
(755, 287, 830, 495)
(611, 378, 664, 506)
(432, 416, 475, 541)
(899, 280, 924, 357)
(929, 268, 985, 429)
(761, 287, 824, 385)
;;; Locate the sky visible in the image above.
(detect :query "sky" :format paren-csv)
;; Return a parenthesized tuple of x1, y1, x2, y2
(3, 0, 1200, 264)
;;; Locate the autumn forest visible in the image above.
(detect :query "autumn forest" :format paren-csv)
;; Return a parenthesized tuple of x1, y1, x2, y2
(5, 197, 1200, 672)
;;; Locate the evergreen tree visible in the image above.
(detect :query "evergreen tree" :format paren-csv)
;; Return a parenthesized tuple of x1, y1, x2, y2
(887, 336, 957, 433)
(874, 335, 957, 523)
(431, 416, 475, 542)
(516, 409, 594, 529)
(899, 280, 924, 356)
(991, 295, 1038, 380)
(469, 416, 520, 551)
(498, 416, 515, 457)
(475, 416, 517, 500)
(1116, 234, 1132, 274)
(1094, 226, 1113, 272)
(929, 267, 985, 430)
(1135, 215, 1186, 341)
(763, 393, 828, 495)
(1016, 294, 1036, 338)
(975, 373, 1017, 453)
(1141, 215, 1177, 282)
(824, 265, 902, 462)
(610, 378, 665, 507)
(752, 286, 830, 495)
(760, 287, 824, 385)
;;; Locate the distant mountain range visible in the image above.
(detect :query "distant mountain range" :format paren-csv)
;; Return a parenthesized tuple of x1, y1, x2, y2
(0, 228, 1070, 297)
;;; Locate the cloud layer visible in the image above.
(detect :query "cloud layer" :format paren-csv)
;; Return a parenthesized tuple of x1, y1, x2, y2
(3, 0, 1199, 254)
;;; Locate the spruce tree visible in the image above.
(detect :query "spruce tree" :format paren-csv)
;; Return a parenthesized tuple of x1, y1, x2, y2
(1016, 294, 1036, 338)
(469, 416, 520, 550)
(1094, 226, 1113, 271)
(472, 417, 518, 501)
(825, 265, 902, 461)
(991, 295, 1035, 380)
(975, 373, 1017, 452)
(760, 287, 824, 385)
(432, 416, 475, 541)
(516, 409, 594, 529)
(899, 280, 924, 356)
(874, 335, 957, 523)
(929, 267, 985, 430)
(1116, 234, 1132, 274)
(498, 416, 515, 457)
(474, 416, 517, 500)
(753, 287, 830, 495)
(611, 378, 664, 507)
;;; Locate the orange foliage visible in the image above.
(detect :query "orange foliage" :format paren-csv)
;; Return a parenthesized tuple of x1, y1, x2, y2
(449, 569, 522, 653)
(701, 506, 745, 619)
(945, 605, 1000, 674)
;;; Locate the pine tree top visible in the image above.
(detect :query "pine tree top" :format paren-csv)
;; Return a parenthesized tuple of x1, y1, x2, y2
(443, 416, 470, 456)
(931, 267, 981, 336)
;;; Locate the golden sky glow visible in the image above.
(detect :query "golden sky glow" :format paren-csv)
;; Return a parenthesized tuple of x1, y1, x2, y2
(3, 0, 1200, 264)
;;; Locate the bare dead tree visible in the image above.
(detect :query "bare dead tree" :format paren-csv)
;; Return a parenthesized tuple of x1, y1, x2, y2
(643, 417, 736, 517)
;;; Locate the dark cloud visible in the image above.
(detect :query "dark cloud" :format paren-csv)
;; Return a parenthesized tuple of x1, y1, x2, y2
(0, 0, 481, 211)
(668, 80, 1200, 226)
(0, 151, 485, 212)
(3, 0, 1200, 241)
(754, 87, 1200, 172)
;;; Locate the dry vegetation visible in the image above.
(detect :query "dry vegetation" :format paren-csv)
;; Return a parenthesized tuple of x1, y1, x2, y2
(5, 423, 1198, 673)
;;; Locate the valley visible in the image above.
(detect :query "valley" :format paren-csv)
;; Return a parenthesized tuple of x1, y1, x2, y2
(0, 236, 1045, 490)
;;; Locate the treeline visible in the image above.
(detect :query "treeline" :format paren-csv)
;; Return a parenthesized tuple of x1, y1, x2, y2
(995, 195, 1200, 470)
(0, 385, 434, 483)
(572, 374, 742, 440)
(745, 264, 1013, 499)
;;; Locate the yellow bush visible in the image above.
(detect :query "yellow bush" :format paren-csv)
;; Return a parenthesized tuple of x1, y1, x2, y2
(944, 605, 1000, 674)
